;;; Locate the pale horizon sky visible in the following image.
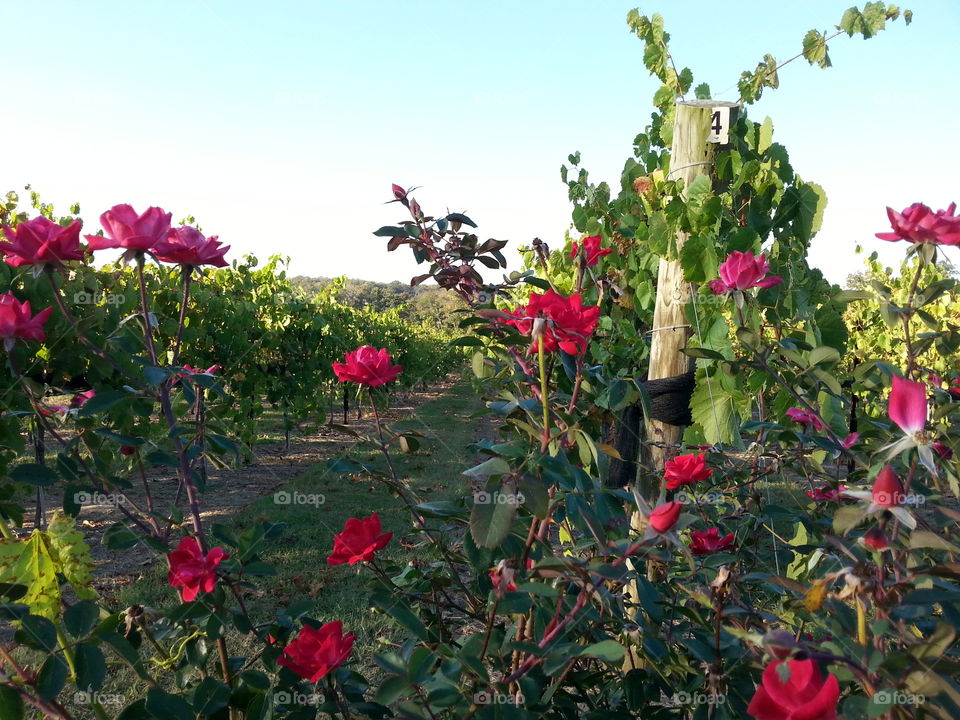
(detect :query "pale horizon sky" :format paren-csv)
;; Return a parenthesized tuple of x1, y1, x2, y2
(4, 1, 959, 287)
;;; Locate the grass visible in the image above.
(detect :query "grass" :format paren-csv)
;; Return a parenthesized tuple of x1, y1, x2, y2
(107, 375, 488, 693)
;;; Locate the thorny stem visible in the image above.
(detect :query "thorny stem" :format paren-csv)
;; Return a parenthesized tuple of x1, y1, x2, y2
(327, 676, 354, 720)
(21, 384, 155, 536)
(539, 333, 549, 453)
(136, 258, 206, 544)
(899, 258, 927, 379)
(137, 257, 234, 696)
(367, 391, 478, 609)
(172, 267, 192, 367)
(45, 269, 139, 384)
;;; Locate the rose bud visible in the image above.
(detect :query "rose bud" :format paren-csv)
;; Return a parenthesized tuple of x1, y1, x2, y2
(391, 184, 409, 205)
(863, 527, 890, 551)
(649, 501, 682, 533)
(933, 441, 953, 460)
(871, 466, 904, 508)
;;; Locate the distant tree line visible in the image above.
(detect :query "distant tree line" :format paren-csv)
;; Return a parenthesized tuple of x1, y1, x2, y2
(290, 276, 467, 331)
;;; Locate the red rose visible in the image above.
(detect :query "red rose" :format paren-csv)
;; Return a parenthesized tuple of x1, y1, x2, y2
(806, 484, 846, 501)
(327, 512, 393, 565)
(488, 562, 517, 593)
(278, 620, 355, 682)
(785, 407, 824, 432)
(932, 441, 953, 460)
(391, 183, 408, 203)
(69, 390, 95, 408)
(166, 536, 228, 602)
(0, 292, 53, 347)
(664, 452, 712, 490)
(688, 527, 735, 555)
(332, 346, 403, 387)
(569, 235, 613, 267)
(154, 226, 230, 268)
(85, 204, 172, 253)
(709, 251, 782, 294)
(841, 432, 859, 449)
(649, 501, 682, 533)
(875, 202, 960, 246)
(863, 527, 889, 551)
(120, 445, 138, 456)
(747, 659, 840, 720)
(0, 216, 86, 268)
(888, 374, 926, 436)
(505, 290, 600, 355)
(181, 364, 220, 376)
(949, 378, 960, 399)
(871, 466, 904, 508)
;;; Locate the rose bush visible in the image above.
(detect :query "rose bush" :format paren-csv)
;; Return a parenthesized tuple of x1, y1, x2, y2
(3, 5, 957, 720)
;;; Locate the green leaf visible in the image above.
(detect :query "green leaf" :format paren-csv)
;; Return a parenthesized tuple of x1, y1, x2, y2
(682, 347, 725, 360)
(833, 505, 864, 535)
(78, 390, 130, 417)
(143, 365, 167, 387)
(802, 29, 831, 68)
(694, 82, 711, 100)
(679, 235, 718, 283)
(373, 226, 408, 237)
(36, 655, 68, 701)
(808, 346, 841, 366)
(0, 534, 59, 619)
(470, 491, 517, 548)
(192, 677, 232, 716)
(0, 686, 24, 720)
(445, 212, 477, 228)
(832, 290, 873, 303)
(462, 457, 511, 478)
(103, 523, 140, 550)
(15, 614, 57, 651)
(759, 117, 774, 153)
(524, 276, 552, 290)
(9, 464, 57, 488)
(518, 474, 549, 518)
(115, 700, 150, 720)
(578, 640, 625, 662)
(75, 642, 107, 692)
(691, 380, 745, 444)
(376, 676, 412, 705)
(370, 592, 434, 642)
(910, 531, 960, 554)
(145, 689, 195, 720)
(64, 600, 100, 638)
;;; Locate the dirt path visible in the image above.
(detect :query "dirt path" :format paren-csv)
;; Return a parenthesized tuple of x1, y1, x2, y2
(31, 377, 461, 596)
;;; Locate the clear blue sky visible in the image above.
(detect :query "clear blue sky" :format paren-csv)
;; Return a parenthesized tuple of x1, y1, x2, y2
(5, 1, 958, 285)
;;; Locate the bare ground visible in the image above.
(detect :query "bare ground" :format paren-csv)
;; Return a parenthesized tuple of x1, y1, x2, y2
(20, 377, 463, 598)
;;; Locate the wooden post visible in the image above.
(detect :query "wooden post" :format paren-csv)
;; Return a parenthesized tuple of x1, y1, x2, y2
(640, 100, 732, 498)
(623, 102, 734, 670)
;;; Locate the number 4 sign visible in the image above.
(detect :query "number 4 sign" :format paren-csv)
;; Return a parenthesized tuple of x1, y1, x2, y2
(707, 105, 737, 144)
